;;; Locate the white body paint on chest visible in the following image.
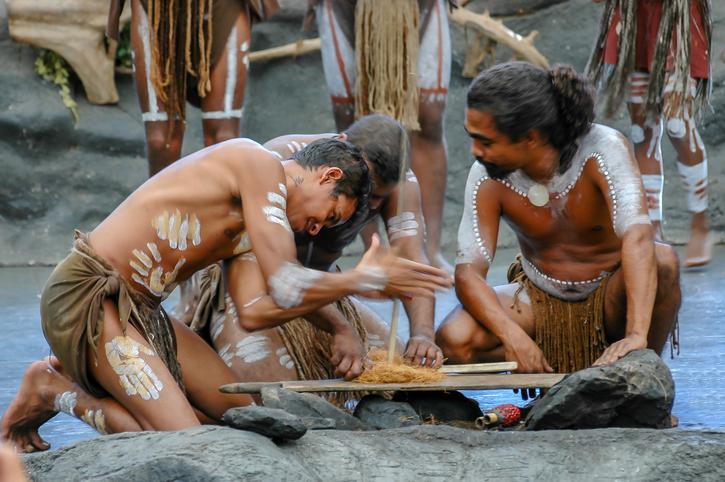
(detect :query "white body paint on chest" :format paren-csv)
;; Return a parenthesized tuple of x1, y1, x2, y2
(152, 210, 202, 251)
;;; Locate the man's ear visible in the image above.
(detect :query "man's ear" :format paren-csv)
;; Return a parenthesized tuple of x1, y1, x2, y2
(525, 130, 545, 147)
(335, 132, 349, 142)
(320, 166, 344, 184)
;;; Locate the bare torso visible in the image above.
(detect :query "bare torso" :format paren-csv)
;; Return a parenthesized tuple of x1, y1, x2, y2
(89, 139, 274, 300)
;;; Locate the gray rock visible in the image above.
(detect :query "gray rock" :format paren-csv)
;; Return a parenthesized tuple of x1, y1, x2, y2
(353, 395, 421, 429)
(261, 387, 370, 431)
(23, 425, 725, 481)
(300, 417, 337, 430)
(526, 349, 675, 430)
(393, 390, 483, 422)
(222, 405, 307, 440)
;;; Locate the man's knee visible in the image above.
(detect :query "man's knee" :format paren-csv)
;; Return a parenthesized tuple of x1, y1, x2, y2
(204, 125, 239, 146)
(655, 243, 680, 289)
(435, 322, 475, 364)
(146, 130, 182, 158)
(416, 102, 445, 143)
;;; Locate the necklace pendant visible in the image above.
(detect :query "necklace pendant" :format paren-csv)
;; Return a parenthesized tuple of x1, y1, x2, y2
(527, 184, 550, 207)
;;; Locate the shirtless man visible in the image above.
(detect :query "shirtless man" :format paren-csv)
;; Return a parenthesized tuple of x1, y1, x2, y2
(178, 114, 444, 388)
(1, 138, 450, 452)
(436, 62, 681, 376)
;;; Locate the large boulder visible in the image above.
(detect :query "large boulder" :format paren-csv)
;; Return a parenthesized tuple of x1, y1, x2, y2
(24, 425, 725, 481)
(526, 349, 675, 430)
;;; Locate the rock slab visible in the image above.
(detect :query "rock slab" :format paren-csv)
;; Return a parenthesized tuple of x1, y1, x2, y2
(261, 387, 370, 431)
(222, 405, 307, 440)
(393, 390, 483, 422)
(353, 395, 421, 429)
(24, 425, 725, 481)
(526, 349, 675, 430)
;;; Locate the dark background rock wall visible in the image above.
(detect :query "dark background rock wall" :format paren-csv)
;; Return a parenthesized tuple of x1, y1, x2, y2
(0, 0, 723, 265)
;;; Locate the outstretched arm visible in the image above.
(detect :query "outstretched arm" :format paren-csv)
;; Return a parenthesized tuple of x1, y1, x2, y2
(382, 175, 443, 367)
(229, 142, 451, 314)
(454, 162, 553, 373)
(591, 134, 656, 365)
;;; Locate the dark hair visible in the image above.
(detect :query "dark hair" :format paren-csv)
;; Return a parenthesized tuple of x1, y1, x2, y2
(467, 61, 595, 173)
(292, 138, 371, 204)
(344, 114, 407, 186)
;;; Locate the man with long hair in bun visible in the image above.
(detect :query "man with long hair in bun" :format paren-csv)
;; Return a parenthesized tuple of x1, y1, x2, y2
(436, 61, 681, 380)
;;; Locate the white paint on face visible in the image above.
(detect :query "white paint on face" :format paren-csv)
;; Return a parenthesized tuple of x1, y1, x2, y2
(276, 347, 295, 370)
(54, 391, 77, 416)
(105, 336, 164, 401)
(235, 335, 270, 363)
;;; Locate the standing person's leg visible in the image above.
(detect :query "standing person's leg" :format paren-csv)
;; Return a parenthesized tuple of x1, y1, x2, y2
(201, 6, 251, 146)
(130, 0, 185, 176)
(663, 77, 711, 267)
(626, 72, 666, 240)
(413, 0, 452, 274)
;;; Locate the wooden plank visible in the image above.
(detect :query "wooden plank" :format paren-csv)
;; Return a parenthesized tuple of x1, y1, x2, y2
(439, 362, 517, 374)
(219, 373, 565, 394)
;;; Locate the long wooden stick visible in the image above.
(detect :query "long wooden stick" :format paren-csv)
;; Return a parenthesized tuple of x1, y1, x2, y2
(248, 38, 321, 63)
(220, 373, 564, 394)
(439, 361, 517, 374)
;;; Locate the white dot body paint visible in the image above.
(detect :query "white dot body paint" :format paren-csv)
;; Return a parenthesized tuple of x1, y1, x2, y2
(268, 262, 323, 309)
(235, 335, 270, 363)
(105, 336, 164, 401)
(630, 124, 645, 144)
(666, 118, 687, 138)
(54, 391, 77, 416)
(387, 211, 419, 241)
(276, 347, 296, 370)
(455, 161, 493, 266)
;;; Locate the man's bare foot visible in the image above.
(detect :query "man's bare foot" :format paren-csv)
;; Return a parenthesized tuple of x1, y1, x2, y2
(684, 213, 712, 268)
(428, 251, 455, 278)
(0, 358, 70, 453)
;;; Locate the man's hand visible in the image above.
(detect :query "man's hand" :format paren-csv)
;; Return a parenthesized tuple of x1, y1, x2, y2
(404, 335, 444, 367)
(593, 333, 647, 366)
(329, 327, 367, 380)
(504, 330, 554, 374)
(355, 234, 452, 298)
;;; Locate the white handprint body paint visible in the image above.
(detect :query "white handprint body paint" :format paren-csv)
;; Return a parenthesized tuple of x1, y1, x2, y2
(105, 336, 164, 401)
(151, 210, 202, 250)
(54, 391, 77, 416)
(81, 409, 108, 434)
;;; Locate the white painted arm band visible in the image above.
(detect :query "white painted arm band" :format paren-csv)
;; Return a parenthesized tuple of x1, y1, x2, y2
(387, 211, 419, 242)
(455, 162, 493, 267)
(268, 262, 323, 309)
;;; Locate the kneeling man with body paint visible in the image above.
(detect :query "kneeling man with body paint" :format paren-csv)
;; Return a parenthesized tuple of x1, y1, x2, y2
(176, 115, 445, 394)
(436, 62, 681, 383)
(1, 138, 451, 452)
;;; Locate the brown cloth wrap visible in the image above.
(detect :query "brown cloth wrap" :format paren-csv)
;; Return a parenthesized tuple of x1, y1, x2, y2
(40, 231, 184, 398)
(507, 257, 610, 373)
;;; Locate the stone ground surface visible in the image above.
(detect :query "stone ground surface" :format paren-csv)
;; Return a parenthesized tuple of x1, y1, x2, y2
(1, 246, 723, 451)
(0, 0, 724, 264)
(22, 425, 725, 481)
